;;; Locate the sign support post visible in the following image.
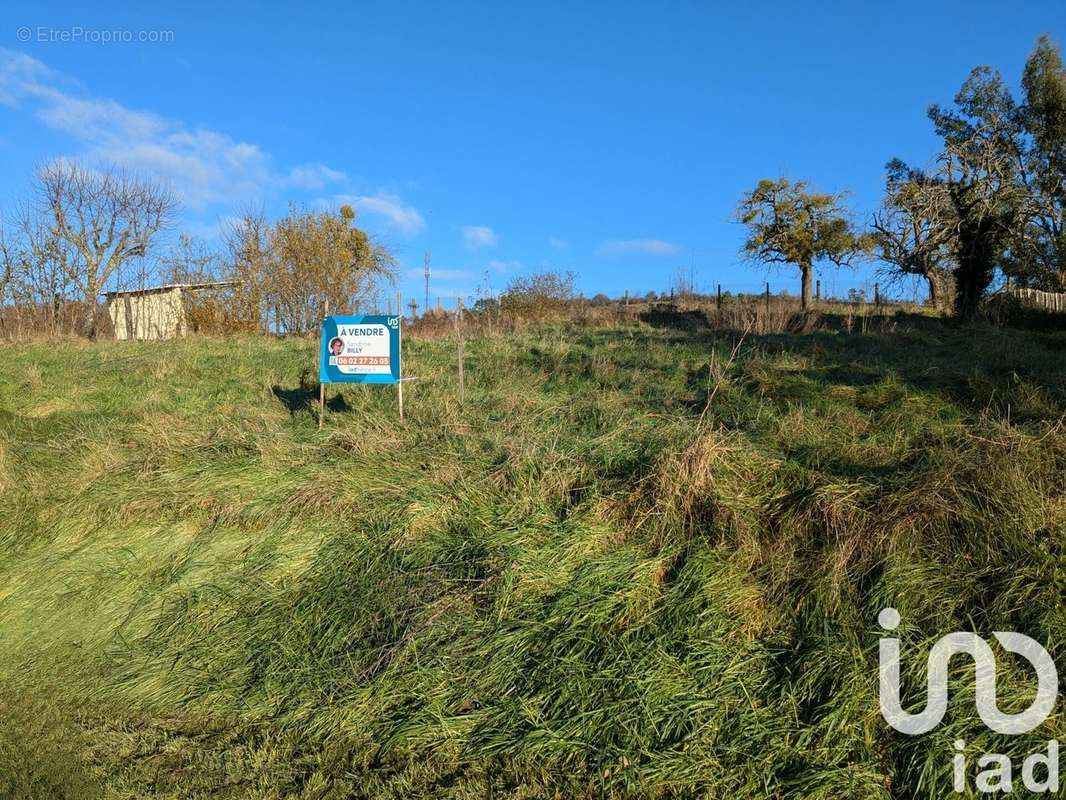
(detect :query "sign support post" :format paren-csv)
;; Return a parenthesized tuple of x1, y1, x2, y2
(396, 291, 404, 422)
(318, 302, 403, 426)
(319, 300, 329, 429)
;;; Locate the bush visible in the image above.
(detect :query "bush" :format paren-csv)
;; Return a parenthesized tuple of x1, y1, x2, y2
(499, 270, 577, 320)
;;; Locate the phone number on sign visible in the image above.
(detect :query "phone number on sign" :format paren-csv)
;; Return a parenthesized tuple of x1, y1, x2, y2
(337, 356, 390, 366)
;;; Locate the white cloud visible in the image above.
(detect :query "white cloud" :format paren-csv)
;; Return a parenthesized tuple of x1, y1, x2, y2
(0, 48, 417, 227)
(463, 225, 497, 250)
(548, 236, 568, 249)
(333, 192, 425, 235)
(0, 49, 273, 209)
(597, 238, 681, 257)
(0, 49, 58, 106)
(286, 163, 347, 190)
(486, 259, 520, 273)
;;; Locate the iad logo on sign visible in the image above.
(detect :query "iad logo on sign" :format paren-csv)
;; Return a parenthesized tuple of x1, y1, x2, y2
(320, 315, 401, 384)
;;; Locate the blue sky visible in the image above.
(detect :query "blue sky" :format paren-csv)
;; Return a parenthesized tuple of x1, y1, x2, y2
(1, 1, 1062, 305)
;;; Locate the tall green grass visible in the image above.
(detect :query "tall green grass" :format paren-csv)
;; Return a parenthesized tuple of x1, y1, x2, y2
(0, 317, 1063, 798)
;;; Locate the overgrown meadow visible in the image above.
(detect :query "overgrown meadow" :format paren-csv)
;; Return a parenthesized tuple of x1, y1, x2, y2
(0, 313, 1064, 798)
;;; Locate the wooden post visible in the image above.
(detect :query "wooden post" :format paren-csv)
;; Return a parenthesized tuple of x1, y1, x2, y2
(396, 291, 404, 422)
(765, 282, 771, 315)
(874, 283, 881, 306)
(815, 279, 821, 302)
(457, 297, 465, 405)
(319, 300, 329, 430)
(716, 283, 722, 310)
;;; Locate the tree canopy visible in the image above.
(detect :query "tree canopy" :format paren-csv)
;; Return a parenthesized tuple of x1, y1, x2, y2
(877, 36, 1066, 317)
(737, 177, 869, 309)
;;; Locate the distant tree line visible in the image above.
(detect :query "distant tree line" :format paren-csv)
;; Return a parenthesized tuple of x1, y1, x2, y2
(0, 160, 394, 337)
(738, 35, 1066, 319)
(4, 38, 1062, 337)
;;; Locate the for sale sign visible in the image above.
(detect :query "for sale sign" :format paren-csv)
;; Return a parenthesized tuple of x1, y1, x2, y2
(319, 315, 401, 384)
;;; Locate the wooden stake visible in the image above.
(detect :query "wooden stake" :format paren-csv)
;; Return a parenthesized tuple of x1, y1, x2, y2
(396, 291, 404, 422)
(319, 299, 329, 430)
(457, 297, 465, 405)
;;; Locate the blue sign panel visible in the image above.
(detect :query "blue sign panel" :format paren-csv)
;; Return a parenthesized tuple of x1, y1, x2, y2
(319, 315, 401, 384)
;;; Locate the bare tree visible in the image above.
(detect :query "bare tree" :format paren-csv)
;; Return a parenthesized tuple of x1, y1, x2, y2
(872, 160, 956, 311)
(222, 209, 273, 333)
(0, 202, 80, 337)
(163, 233, 220, 284)
(36, 161, 177, 336)
(0, 221, 15, 338)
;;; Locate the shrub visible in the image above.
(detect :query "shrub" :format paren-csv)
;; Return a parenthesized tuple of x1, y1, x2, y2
(499, 270, 577, 320)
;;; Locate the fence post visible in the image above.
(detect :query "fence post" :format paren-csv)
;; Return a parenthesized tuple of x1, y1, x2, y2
(765, 282, 771, 316)
(815, 279, 820, 302)
(716, 283, 722, 311)
(874, 283, 880, 306)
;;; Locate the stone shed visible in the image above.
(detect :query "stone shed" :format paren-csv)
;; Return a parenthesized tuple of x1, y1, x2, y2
(104, 282, 235, 340)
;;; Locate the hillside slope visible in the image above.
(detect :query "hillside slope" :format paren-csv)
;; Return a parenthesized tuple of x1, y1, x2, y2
(0, 319, 1063, 798)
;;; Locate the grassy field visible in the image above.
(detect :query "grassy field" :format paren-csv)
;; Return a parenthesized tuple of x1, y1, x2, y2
(0, 312, 1064, 798)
